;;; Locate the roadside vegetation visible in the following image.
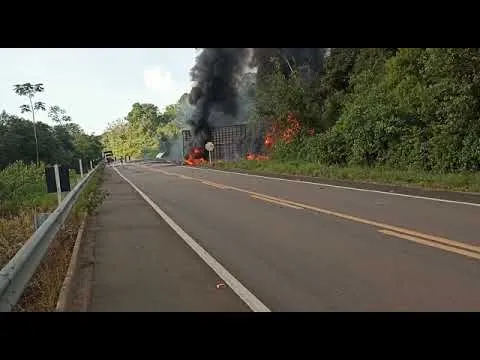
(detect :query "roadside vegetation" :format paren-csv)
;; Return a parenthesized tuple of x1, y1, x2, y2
(12, 166, 107, 312)
(220, 48, 480, 193)
(212, 160, 480, 193)
(1, 81, 105, 311)
(0, 162, 105, 312)
(102, 102, 184, 160)
(100, 49, 480, 193)
(0, 161, 81, 269)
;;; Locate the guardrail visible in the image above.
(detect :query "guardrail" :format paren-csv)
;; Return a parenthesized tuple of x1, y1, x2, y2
(0, 162, 104, 312)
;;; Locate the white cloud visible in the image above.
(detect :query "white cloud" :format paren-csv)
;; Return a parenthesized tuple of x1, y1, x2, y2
(143, 66, 176, 92)
(142, 65, 193, 112)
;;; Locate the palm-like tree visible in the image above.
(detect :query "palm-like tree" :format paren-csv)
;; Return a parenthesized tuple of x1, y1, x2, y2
(13, 83, 46, 166)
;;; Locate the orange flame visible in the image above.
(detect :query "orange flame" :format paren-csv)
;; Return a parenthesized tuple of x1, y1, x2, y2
(246, 112, 315, 161)
(184, 147, 207, 166)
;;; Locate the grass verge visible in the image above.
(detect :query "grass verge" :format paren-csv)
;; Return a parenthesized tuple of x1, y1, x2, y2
(208, 159, 480, 193)
(8, 166, 107, 312)
(1, 163, 82, 269)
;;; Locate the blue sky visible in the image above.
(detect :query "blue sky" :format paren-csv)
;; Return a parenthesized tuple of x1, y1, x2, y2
(0, 48, 198, 135)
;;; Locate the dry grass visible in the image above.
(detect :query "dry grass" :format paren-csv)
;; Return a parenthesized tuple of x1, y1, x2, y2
(0, 210, 81, 312)
(12, 216, 81, 312)
(0, 212, 36, 269)
(0, 166, 106, 312)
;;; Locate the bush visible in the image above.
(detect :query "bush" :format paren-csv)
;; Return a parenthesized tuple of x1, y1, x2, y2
(261, 48, 480, 175)
(0, 161, 54, 217)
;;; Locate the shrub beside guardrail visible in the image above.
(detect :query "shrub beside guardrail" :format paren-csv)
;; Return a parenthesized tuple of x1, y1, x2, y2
(0, 162, 104, 312)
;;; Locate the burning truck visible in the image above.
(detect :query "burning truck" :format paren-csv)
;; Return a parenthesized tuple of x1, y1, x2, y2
(182, 124, 248, 166)
(182, 48, 320, 166)
(183, 49, 251, 166)
(181, 113, 311, 166)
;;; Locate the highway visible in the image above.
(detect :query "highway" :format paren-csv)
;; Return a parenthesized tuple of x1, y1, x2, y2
(89, 162, 480, 311)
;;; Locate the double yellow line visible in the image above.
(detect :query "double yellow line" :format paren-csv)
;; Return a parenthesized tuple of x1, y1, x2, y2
(379, 230, 480, 260)
(243, 189, 480, 261)
(137, 164, 480, 261)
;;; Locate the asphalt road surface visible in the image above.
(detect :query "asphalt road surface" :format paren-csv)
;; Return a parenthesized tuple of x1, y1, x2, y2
(91, 162, 480, 311)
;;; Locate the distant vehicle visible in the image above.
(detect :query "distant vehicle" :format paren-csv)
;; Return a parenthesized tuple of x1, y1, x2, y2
(103, 150, 114, 163)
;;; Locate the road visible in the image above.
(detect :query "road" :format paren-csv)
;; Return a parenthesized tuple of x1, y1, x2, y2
(89, 162, 480, 311)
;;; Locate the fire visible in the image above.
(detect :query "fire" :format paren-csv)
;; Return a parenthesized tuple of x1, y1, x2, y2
(264, 134, 274, 149)
(246, 112, 315, 161)
(184, 147, 207, 166)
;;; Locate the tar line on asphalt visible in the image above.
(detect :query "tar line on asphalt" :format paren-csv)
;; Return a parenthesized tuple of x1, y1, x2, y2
(112, 166, 271, 313)
(137, 163, 480, 261)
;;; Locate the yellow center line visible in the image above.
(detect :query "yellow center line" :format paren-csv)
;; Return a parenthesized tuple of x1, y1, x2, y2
(250, 195, 304, 210)
(379, 230, 480, 260)
(201, 181, 229, 189)
(139, 166, 480, 257)
(225, 185, 480, 255)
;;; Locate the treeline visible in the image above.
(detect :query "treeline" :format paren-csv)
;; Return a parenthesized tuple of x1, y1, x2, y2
(0, 110, 102, 170)
(0, 107, 102, 218)
(1, 82, 103, 170)
(256, 48, 480, 173)
(102, 101, 186, 159)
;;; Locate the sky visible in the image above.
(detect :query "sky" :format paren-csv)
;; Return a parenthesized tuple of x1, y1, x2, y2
(0, 48, 198, 135)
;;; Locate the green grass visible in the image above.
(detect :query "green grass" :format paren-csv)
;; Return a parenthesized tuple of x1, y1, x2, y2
(1, 163, 106, 311)
(208, 160, 480, 193)
(0, 161, 83, 217)
(12, 165, 107, 312)
(73, 165, 108, 217)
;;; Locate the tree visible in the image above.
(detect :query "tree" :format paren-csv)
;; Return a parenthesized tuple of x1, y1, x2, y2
(13, 83, 46, 165)
(102, 102, 184, 160)
(159, 104, 177, 125)
(126, 103, 162, 136)
(0, 111, 62, 168)
(48, 105, 71, 126)
(0, 109, 104, 170)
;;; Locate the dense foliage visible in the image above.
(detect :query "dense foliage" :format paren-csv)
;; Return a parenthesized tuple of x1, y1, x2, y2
(101, 48, 480, 175)
(102, 101, 184, 159)
(256, 48, 480, 173)
(1, 82, 103, 215)
(0, 161, 54, 216)
(0, 110, 102, 170)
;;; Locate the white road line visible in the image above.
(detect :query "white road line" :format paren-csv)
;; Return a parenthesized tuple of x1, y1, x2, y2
(113, 167, 271, 313)
(186, 166, 480, 208)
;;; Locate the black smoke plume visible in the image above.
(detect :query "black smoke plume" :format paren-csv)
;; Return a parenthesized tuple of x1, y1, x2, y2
(186, 48, 251, 153)
(186, 48, 327, 158)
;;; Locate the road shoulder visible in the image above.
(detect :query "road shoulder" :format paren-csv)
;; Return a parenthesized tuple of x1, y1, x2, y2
(68, 166, 250, 312)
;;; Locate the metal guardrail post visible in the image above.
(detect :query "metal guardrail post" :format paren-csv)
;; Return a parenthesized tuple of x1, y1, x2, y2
(0, 162, 103, 312)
